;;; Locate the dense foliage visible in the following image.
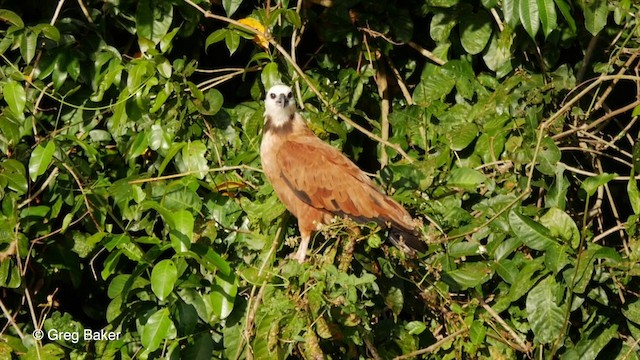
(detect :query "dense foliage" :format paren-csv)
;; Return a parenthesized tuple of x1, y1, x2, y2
(1, 0, 640, 358)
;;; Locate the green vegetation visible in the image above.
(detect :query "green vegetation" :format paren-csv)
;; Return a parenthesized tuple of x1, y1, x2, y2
(1, 0, 640, 358)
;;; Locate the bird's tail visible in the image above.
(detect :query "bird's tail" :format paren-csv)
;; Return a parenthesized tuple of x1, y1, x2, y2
(388, 227, 427, 255)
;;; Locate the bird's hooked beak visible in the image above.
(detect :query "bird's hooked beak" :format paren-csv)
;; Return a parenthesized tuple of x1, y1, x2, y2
(276, 93, 289, 108)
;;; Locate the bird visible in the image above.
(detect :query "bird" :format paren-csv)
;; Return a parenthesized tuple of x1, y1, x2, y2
(260, 84, 427, 263)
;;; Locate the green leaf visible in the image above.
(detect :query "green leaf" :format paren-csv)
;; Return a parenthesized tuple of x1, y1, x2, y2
(136, 0, 174, 44)
(205, 29, 227, 50)
(449, 123, 478, 151)
(141, 308, 177, 352)
(502, 0, 519, 27)
(28, 141, 55, 182)
(539, 207, 580, 247)
(519, 0, 540, 39)
(555, 0, 576, 32)
(536, 0, 557, 37)
(447, 167, 487, 190)
(459, 11, 492, 54)
(20, 32, 36, 63)
(469, 320, 486, 345)
(623, 299, 640, 324)
(200, 89, 224, 115)
(443, 262, 492, 290)
(261, 62, 281, 91)
(412, 64, 456, 105)
(175, 141, 208, 179)
(405, 321, 427, 335)
(1, 159, 28, 194)
(628, 169, 640, 215)
(210, 272, 237, 319)
(526, 276, 564, 344)
(581, 173, 617, 197)
(546, 164, 569, 210)
(634, 140, 640, 169)
(222, 0, 243, 17)
(385, 287, 404, 318)
(0, 9, 24, 28)
(3, 81, 26, 115)
(169, 210, 194, 253)
(582, 0, 607, 36)
(509, 210, 557, 251)
(225, 31, 240, 55)
(151, 259, 178, 301)
(33, 24, 61, 42)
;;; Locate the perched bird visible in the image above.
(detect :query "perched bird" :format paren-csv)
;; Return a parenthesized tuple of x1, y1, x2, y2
(260, 84, 426, 262)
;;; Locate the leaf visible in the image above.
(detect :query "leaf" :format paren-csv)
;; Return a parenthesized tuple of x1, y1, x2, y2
(201, 89, 224, 115)
(169, 210, 194, 253)
(1, 159, 28, 195)
(205, 29, 227, 50)
(581, 173, 617, 197)
(175, 141, 208, 179)
(20, 32, 36, 63)
(141, 308, 177, 352)
(31, 142, 58, 180)
(555, 0, 576, 32)
(151, 259, 178, 301)
(526, 276, 564, 344)
(223, 0, 243, 17)
(519, 0, 540, 39)
(261, 62, 281, 91)
(623, 299, 640, 325)
(443, 262, 492, 290)
(210, 271, 237, 319)
(448, 123, 478, 151)
(412, 64, 456, 105)
(447, 167, 487, 190)
(583, 0, 608, 36)
(508, 210, 557, 251)
(546, 164, 569, 210)
(136, 0, 174, 44)
(0, 9, 24, 28)
(628, 169, 640, 215)
(459, 11, 493, 54)
(225, 31, 240, 55)
(385, 287, 404, 318)
(539, 207, 580, 247)
(536, 0, 557, 37)
(405, 321, 427, 335)
(3, 81, 26, 115)
(469, 321, 486, 345)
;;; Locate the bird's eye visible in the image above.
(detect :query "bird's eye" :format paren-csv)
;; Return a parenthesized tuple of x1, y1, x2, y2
(269, 93, 276, 99)
(287, 92, 293, 99)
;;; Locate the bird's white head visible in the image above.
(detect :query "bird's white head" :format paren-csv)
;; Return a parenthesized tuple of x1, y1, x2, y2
(264, 85, 297, 127)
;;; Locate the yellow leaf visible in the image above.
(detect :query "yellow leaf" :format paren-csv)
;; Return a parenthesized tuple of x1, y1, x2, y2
(238, 17, 269, 49)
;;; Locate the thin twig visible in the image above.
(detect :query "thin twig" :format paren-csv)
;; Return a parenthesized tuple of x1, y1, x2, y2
(592, 223, 627, 243)
(481, 300, 530, 353)
(60, 163, 100, 229)
(407, 41, 446, 66)
(0, 298, 25, 339)
(128, 165, 262, 185)
(376, 55, 390, 167)
(18, 168, 59, 208)
(76, 0, 94, 23)
(50, 0, 66, 26)
(393, 329, 466, 360)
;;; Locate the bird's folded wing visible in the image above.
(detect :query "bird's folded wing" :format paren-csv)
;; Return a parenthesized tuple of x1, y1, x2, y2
(275, 137, 410, 226)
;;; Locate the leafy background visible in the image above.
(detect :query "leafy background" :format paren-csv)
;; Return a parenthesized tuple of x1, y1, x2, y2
(1, 0, 640, 358)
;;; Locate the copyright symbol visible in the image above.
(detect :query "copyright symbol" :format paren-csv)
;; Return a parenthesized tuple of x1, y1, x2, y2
(33, 329, 44, 340)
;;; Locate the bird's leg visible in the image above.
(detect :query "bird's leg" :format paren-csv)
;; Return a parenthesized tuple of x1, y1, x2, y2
(295, 231, 311, 263)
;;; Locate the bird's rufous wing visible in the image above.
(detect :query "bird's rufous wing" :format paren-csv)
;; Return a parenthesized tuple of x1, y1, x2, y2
(275, 136, 414, 231)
